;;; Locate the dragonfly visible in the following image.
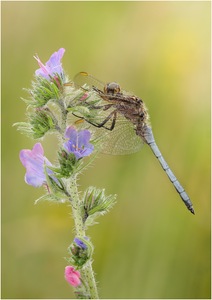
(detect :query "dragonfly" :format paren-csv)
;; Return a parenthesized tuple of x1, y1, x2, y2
(73, 71, 195, 214)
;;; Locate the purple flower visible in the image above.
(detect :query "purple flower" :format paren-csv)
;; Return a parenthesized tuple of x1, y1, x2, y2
(34, 48, 65, 80)
(63, 126, 94, 160)
(19, 143, 54, 187)
(74, 237, 87, 250)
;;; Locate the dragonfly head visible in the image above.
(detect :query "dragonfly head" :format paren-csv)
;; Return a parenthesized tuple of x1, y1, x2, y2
(104, 82, 121, 95)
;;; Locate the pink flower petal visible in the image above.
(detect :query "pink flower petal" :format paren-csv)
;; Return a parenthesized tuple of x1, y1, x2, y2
(64, 266, 81, 287)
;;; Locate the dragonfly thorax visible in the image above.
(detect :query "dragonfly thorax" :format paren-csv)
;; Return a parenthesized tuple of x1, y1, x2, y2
(104, 82, 121, 95)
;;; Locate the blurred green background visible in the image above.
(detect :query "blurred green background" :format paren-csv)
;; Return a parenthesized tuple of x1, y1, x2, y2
(2, 1, 210, 299)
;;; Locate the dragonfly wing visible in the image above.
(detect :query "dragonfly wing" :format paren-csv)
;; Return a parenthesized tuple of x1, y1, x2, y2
(100, 119, 143, 155)
(74, 72, 105, 91)
(88, 113, 143, 155)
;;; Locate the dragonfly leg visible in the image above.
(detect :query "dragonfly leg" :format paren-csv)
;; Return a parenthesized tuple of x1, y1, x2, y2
(72, 109, 118, 131)
(88, 110, 117, 131)
(89, 103, 114, 111)
(72, 112, 84, 120)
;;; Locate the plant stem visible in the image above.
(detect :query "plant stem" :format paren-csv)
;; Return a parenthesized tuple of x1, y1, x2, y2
(68, 175, 99, 299)
(68, 176, 85, 236)
(84, 261, 99, 299)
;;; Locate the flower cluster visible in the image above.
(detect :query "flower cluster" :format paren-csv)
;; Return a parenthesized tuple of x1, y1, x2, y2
(17, 48, 117, 299)
(20, 126, 94, 190)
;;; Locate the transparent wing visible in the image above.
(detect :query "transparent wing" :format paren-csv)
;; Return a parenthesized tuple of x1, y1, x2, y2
(74, 72, 105, 91)
(74, 72, 133, 97)
(72, 109, 143, 155)
(98, 117, 143, 155)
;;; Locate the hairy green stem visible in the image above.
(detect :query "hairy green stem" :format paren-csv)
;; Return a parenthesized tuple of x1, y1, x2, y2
(68, 176, 99, 299)
(84, 261, 99, 299)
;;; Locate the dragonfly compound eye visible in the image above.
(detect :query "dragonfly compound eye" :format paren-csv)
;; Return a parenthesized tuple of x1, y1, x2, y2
(104, 82, 121, 95)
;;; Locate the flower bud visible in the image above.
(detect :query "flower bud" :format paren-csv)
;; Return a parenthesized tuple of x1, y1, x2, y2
(64, 266, 81, 287)
(82, 186, 117, 226)
(68, 237, 93, 267)
(29, 108, 57, 138)
(57, 150, 78, 178)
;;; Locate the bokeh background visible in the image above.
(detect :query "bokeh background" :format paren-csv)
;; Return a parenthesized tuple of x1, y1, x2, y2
(2, 1, 210, 299)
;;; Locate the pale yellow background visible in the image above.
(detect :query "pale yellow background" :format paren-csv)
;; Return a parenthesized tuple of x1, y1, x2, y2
(2, 1, 210, 299)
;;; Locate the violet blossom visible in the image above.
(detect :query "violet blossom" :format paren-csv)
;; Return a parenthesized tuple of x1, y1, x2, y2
(20, 143, 54, 187)
(63, 126, 94, 160)
(34, 48, 65, 80)
(74, 237, 87, 250)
